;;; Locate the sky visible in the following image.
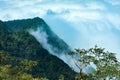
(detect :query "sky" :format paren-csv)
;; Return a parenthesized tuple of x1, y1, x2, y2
(0, 0, 120, 59)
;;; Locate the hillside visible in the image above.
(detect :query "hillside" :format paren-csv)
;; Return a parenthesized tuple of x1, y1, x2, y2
(4, 17, 70, 54)
(0, 18, 75, 80)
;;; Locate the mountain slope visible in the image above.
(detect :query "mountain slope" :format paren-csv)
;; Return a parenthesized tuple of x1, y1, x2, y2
(4, 17, 70, 54)
(0, 18, 75, 80)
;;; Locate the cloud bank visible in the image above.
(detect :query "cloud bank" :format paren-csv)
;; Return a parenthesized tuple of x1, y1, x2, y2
(0, 0, 120, 66)
(29, 27, 78, 72)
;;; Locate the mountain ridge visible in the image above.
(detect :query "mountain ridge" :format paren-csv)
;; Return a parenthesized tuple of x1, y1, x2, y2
(0, 17, 75, 80)
(4, 17, 70, 54)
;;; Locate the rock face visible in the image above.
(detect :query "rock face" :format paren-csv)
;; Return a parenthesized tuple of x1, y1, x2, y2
(0, 17, 75, 80)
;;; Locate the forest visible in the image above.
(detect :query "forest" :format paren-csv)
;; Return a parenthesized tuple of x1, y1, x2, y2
(0, 18, 120, 80)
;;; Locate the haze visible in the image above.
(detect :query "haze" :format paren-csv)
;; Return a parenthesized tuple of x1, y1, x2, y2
(0, 0, 120, 59)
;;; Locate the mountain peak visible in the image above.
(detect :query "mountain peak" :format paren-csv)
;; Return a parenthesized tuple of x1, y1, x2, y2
(33, 17, 41, 20)
(3, 17, 70, 54)
(32, 17, 44, 22)
(3, 17, 47, 32)
(0, 17, 75, 79)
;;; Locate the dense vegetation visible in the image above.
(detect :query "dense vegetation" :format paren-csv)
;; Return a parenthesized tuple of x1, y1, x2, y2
(68, 46, 120, 80)
(4, 17, 70, 54)
(1, 17, 120, 80)
(0, 18, 75, 80)
(0, 50, 48, 80)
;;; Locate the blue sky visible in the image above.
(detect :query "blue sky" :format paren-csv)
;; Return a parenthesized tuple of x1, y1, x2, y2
(0, 0, 120, 58)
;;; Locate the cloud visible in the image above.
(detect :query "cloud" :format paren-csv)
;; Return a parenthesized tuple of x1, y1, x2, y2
(106, 14, 120, 30)
(0, 0, 120, 68)
(104, 0, 120, 6)
(0, 0, 107, 21)
(28, 27, 79, 72)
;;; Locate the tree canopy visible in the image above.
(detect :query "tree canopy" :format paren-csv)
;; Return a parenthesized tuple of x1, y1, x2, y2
(68, 45, 120, 80)
(0, 50, 48, 80)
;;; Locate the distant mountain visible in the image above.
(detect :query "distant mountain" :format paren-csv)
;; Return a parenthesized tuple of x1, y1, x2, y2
(0, 17, 75, 80)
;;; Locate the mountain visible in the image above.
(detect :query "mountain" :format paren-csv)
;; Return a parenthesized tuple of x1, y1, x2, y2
(0, 17, 75, 80)
(4, 17, 70, 54)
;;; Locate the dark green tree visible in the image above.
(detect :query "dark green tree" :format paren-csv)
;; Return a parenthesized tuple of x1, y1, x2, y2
(0, 50, 48, 80)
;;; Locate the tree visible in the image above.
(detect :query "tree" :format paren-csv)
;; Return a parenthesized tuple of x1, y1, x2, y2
(0, 50, 48, 80)
(0, 50, 11, 65)
(68, 45, 120, 80)
(59, 74, 64, 80)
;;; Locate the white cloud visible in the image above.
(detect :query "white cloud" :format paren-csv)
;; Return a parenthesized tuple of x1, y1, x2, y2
(63, 11, 103, 22)
(105, 0, 120, 6)
(1, 0, 120, 66)
(106, 14, 120, 30)
(0, 0, 107, 21)
(85, 1, 106, 10)
(29, 27, 79, 72)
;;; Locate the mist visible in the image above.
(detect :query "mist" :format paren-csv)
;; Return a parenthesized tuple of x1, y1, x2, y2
(1, 0, 120, 73)
(43, 12, 120, 61)
(28, 27, 80, 72)
(0, 0, 120, 58)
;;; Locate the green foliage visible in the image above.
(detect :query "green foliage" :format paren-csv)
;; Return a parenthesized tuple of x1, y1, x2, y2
(0, 51, 11, 65)
(0, 18, 75, 80)
(59, 74, 64, 80)
(4, 17, 70, 54)
(68, 45, 120, 80)
(20, 59, 37, 71)
(0, 51, 48, 80)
